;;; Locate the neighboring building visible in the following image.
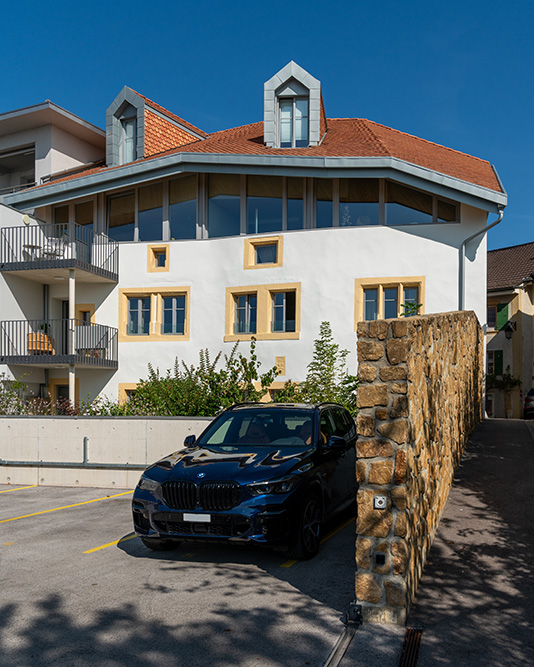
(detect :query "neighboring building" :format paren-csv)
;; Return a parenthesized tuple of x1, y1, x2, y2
(486, 242, 534, 418)
(0, 62, 507, 406)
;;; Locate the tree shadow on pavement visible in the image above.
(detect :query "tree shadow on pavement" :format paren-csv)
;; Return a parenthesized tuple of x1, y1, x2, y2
(407, 419, 534, 666)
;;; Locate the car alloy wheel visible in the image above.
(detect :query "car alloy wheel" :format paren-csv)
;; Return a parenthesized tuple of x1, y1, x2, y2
(286, 494, 322, 560)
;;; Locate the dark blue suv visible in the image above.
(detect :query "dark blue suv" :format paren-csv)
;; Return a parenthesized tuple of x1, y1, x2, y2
(132, 403, 357, 559)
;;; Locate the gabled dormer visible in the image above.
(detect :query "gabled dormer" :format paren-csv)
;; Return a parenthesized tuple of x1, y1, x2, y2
(264, 61, 327, 149)
(106, 87, 206, 167)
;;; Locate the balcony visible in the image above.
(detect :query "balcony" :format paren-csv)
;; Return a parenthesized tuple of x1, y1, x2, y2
(0, 319, 118, 368)
(0, 222, 118, 283)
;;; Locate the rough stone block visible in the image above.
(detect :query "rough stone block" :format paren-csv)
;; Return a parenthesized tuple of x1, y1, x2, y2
(392, 382, 408, 394)
(368, 320, 388, 340)
(357, 321, 368, 337)
(377, 420, 409, 444)
(357, 385, 388, 408)
(391, 320, 408, 338)
(375, 408, 388, 420)
(394, 449, 407, 484)
(391, 486, 407, 510)
(357, 439, 393, 458)
(357, 489, 393, 537)
(385, 580, 406, 607)
(356, 460, 368, 484)
(386, 339, 409, 365)
(356, 414, 375, 437)
(368, 460, 394, 485)
(392, 540, 408, 574)
(380, 366, 408, 381)
(390, 396, 408, 419)
(394, 512, 407, 536)
(358, 364, 378, 383)
(358, 341, 384, 361)
(356, 537, 372, 569)
(356, 573, 382, 604)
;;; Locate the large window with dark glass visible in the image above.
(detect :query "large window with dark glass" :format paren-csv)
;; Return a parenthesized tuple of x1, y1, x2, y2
(75, 201, 93, 230)
(386, 182, 433, 226)
(279, 98, 309, 148)
(162, 295, 186, 335)
(108, 193, 135, 241)
(271, 291, 296, 333)
(316, 179, 333, 228)
(247, 176, 283, 235)
(339, 179, 379, 226)
(138, 184, 163, 241)
(234, 294, 257, 334)
(287, 177, 304, 230)
(169, 175, 197, 240)
(128, 297, 150, 335)
(208, 174, 241, 238)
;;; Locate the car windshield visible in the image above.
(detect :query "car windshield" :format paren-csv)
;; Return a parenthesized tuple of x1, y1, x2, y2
(197, 408, 314, 447)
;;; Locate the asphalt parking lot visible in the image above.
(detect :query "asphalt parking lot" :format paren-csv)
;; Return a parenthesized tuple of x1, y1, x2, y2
(0, 483, 359, 667)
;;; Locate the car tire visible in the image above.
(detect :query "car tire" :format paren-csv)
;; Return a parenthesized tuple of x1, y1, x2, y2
(141, 537, 180, 551)
(286, 494, 322, 560)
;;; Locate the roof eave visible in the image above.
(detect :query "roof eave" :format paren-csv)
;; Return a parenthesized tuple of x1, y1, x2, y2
(3, 153, 507, 213)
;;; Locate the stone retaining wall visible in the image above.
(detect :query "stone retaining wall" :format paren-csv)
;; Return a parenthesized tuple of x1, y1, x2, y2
(355, 311, 483, 624)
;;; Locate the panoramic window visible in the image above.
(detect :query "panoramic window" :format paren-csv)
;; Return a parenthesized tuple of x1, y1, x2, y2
(339, 179, 379, 226)
(208, 174, 241, 238)
(162, 295, 186, 335)
(108, 193, 135, 241)
(128, 297, 151, 335)
(386, 182, 433, 226)
(279, 98, 309, 148)
(169, 175, 197, 240)
(287, 177, 304, 230)
(247, 176, 283, 235)
(138, 183, 163, 242)
(316, 179, 333, 228)
(271, 291, 296, 333)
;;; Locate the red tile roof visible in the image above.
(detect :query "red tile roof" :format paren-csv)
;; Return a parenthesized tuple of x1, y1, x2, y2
(38, 118, 503, 194)
(133, 90, 207, 138)
(488, 242, 534, 291)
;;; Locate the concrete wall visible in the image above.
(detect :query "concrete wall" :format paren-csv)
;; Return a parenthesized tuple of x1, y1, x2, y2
(354, 311, 484, 624)
(0, 416, 212, 488)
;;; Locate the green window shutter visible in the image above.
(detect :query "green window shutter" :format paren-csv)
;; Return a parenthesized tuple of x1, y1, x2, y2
(494, 350, 504, 376)
(496, 303, 509, 330)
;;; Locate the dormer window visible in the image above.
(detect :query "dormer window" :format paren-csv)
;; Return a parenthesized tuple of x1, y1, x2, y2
(264, 61, 326, 149)
(121, 117, 136, 163)
(279, 98, 309, 148)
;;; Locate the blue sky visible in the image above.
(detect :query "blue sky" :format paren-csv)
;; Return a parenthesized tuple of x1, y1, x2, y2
(2, 0, 532, 250)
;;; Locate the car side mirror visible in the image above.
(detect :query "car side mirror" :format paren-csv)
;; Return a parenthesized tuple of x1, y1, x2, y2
(326, 435, 346, 449)
(184, 435, 196, 447)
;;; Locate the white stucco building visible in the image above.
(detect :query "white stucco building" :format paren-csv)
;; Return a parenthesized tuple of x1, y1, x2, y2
(0, 62, 507, 406)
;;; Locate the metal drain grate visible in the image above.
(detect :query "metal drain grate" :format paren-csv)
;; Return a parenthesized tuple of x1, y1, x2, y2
(397, 627, 423, 667)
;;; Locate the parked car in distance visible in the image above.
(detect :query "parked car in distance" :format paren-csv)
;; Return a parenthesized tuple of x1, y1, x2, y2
(524, 389, 534, 419)
(132, 402, 358, 560)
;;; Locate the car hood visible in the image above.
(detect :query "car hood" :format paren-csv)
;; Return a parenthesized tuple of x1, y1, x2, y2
(147, 444, 314, 484)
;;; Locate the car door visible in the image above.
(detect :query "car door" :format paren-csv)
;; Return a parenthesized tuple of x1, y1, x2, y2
(330, 407, 358, 503)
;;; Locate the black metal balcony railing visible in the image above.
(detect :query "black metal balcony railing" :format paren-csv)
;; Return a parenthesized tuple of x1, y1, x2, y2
(0, 223, 118, 279)
(0, 319, 118, 368)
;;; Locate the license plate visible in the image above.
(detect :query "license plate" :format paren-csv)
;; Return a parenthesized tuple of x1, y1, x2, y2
(183, 513, 211, 523)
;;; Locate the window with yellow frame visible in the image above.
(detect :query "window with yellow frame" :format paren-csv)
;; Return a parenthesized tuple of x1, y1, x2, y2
(354, 277, 425, 327)
(225, 282, 301, 342)
(119, 286, 190, 342)
(244, 236, 283, 270)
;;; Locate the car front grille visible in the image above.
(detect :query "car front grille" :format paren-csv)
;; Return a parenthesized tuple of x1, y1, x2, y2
(152, 512, 251, 537)
(162, 480, 241, 511)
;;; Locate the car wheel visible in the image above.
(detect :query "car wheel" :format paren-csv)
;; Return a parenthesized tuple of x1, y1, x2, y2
(286, 494, 322, 560)
(141, 537, 180, 551)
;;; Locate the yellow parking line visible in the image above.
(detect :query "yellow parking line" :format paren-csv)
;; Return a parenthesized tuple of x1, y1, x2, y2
(84, 532, 136, 554)
(280, 516, 356, 568)
(0, 485, 38, 493)
(0, 490, 134, 524)
(3, 542, 14, 546)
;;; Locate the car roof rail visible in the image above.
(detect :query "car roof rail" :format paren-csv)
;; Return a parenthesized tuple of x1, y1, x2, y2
(228, 402, 265, 411)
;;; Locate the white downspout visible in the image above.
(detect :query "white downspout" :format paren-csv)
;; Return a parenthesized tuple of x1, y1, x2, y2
(459, 207, 504, 310)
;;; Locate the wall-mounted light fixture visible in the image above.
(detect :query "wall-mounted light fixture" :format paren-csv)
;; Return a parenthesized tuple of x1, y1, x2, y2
(504, 321, 517, 340)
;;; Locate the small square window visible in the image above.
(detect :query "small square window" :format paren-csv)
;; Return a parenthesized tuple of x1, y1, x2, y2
(155, 251, 166, 268)
(255, 244, 277, 264)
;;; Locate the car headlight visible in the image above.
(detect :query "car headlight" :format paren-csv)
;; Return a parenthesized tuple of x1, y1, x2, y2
(247, 476, 299, 496)
(137, 475, 160, 494)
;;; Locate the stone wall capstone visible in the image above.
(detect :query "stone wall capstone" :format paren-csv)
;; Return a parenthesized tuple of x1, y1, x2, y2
(355, 311, 483, 624)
